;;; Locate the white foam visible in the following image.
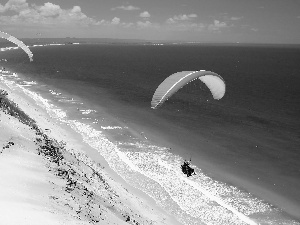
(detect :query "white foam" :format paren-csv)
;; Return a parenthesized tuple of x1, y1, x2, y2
(22, 81, 37, 85)
(101, 126, 123, 130)
(79, 109, 96, 115)
(49, 89, 62, 96)
(112, 146, 279, 223)
(48, 44, 65, 46)
(17, 86, 67, 120)
(63, 117, 262, 224)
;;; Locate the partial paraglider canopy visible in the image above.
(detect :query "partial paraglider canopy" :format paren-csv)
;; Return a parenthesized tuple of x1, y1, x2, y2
(151, 70, 225, 109)
(0, 31, 33, 62)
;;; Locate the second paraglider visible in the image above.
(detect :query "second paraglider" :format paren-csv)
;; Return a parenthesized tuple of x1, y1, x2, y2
(0, 31, 33, 62)
(151, 70, 225, 109)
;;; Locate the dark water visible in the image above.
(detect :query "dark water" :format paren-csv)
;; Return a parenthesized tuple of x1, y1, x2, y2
(1, 44, 300, 224)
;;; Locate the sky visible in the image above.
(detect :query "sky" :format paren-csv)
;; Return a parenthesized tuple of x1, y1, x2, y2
(0, 0, 299, 44)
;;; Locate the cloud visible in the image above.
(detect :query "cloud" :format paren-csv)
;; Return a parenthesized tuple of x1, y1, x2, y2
(0, 1, 233, 37)
(97, 18, 142, 28)
(0, 0, 28, 13)
(136, 21, 160, 29)
(207, 20, 228, 31)
(140, 11, 150, 18)
(0, 0, 100, 26)
(35, 2, 62, 17)
(165, 13, 227, 32)
(166, 14, 197, 24)
(137, 21, 152, 28)
(166, 22, 205, 32)
(123, 22, 134, 28)
(164, 18, 228, 33)
(164, 13, 230, 33)
(230, 16, 243, 21)
(111, 17, 120, 25)
(111, 5, 140, 11)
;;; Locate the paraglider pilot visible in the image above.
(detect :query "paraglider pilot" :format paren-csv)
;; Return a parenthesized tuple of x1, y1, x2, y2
(181, 159, 196, 177)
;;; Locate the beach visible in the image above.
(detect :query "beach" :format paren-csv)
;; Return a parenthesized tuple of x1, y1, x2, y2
(0, 71, 180, 225)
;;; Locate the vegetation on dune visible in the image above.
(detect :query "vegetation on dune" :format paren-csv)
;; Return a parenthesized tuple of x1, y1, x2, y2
(0, 89, 37, 128)
(0, 89, 147, 224)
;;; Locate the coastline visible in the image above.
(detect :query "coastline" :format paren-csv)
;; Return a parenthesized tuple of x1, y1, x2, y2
(126, 115, 300, 222)
(1, 60, 299, 224)
(0, 71, 181, 224)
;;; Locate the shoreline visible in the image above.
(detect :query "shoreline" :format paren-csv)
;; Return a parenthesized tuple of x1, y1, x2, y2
(0, 71, 181, 224)
(127, 116, 300, 221)
(1, 66, 299, 224)
(109, 97, 300, 222)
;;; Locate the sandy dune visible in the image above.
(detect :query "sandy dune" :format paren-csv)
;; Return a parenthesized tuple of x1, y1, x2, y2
(0, 79, 180, 224)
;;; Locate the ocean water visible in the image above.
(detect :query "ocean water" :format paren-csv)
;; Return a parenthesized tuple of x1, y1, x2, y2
(1, 43, 300, 224)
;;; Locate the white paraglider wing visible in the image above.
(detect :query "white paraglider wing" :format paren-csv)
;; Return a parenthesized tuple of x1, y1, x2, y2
(199, 75, 225, 100)
(0, 31, 33, 62)
(151, 70, 225, 109)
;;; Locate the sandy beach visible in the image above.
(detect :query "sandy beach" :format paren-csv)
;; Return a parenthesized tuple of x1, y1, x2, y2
(0, 72, 181, 224)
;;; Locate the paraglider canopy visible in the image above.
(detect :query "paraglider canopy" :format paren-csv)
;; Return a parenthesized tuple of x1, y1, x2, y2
(0, 31, 33, 62)
(151, 70, 225, 109)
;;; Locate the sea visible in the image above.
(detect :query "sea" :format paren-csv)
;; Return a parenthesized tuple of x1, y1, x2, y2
(1, 40, 300, 225)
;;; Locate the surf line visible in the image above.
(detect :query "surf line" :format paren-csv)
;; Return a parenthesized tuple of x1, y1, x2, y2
(157, 160, 258, 225)
(117, 150, 258, 225)
(158, 159, 257, 224)
(184, 178, 257, 224)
